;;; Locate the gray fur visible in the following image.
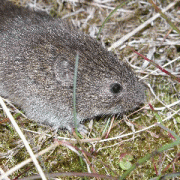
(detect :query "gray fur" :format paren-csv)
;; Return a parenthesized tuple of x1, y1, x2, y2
(0, 0, 146, 132)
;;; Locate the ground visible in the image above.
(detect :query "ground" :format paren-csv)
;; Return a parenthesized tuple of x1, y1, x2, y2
(0, 0, 180, 179)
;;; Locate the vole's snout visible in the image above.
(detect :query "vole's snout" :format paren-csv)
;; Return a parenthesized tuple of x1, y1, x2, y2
(135, 93, 146, 106)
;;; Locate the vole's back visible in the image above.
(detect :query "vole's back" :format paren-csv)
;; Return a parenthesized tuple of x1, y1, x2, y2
(0, 0, 146, 132)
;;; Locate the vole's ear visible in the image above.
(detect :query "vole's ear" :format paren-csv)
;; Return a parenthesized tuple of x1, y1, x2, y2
(54, 56, 74, 87)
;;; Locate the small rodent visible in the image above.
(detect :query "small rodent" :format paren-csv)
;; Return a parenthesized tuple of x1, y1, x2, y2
(0, 0, 146, 133)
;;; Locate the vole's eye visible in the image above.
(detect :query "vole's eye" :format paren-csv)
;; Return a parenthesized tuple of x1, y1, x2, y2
(110, 83, 123, 94)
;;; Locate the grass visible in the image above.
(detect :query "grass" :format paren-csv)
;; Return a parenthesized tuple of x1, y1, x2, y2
(0, 0, 180, 179)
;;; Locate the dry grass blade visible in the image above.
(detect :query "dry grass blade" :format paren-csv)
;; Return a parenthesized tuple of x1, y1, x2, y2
(0, 97, 47, 180)
(148, 0, 180, 35)
(97, 0, 131, 39)
(0, 142, 59, 180)
(108, 1, 177, 50)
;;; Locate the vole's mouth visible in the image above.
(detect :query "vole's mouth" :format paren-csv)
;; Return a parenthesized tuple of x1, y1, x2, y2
(108, 101, 145, 115)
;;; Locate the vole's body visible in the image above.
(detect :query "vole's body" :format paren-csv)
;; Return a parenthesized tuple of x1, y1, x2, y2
(0, 0, 146, 132)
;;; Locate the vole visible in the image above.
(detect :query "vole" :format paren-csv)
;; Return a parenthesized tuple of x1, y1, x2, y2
(0, 0, 146, 133)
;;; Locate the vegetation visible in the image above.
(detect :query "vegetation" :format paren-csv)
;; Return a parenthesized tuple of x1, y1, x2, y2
(0, 0, 180, 179)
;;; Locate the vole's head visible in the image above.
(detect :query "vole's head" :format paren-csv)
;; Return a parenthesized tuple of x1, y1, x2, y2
(54, 34, 146, 120)
(75, 51, 146, 119)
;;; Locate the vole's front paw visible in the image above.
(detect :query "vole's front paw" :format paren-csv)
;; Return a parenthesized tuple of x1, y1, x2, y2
(77, 124, 88, 135)
(66, 123, 88, 135)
